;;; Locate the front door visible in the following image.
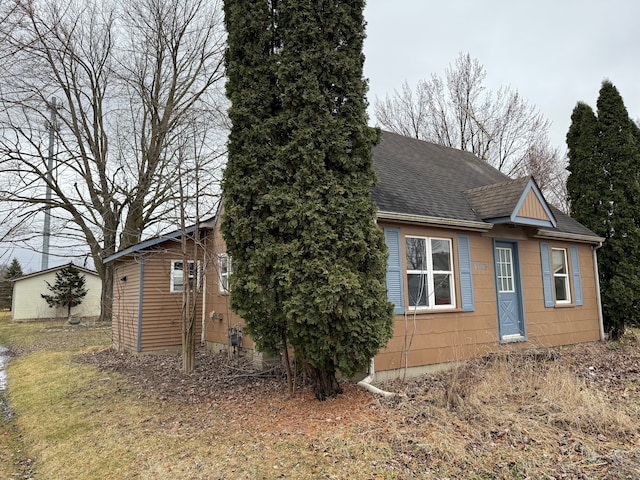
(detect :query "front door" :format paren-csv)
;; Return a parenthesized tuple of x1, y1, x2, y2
(494, 241, 525, 341)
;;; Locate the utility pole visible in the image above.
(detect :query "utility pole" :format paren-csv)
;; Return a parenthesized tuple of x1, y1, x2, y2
(41, 96, 57, 270)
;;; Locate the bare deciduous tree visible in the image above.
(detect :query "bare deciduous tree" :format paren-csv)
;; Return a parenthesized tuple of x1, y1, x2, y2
(173, 121, 222, 372)
(374, 53, 565, 205)
(0, 0, 227, 323)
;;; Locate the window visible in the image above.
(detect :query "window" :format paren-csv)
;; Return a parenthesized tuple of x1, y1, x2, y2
(405, 236, 455, 309)
(219, 253, 232, 293)
(495, 247, 514, 293)
(552, 248, 571, 303)
(170, 260, 196, 293)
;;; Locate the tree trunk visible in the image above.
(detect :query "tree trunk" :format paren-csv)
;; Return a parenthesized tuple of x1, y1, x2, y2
(607, 322, 625, 341)
(181, 280, 197, 372)
(283, 332, 293, 395)
(99, 262, 114, 324)
(182, 315, 196, 372)
(307, 363, 343, 401)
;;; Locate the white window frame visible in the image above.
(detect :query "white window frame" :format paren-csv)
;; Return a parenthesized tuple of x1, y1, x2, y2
(405, 236, 456, 310)
(552, 247, 571, 304)
(218, 253, 232, 294)
(495, 247, 515, 293)
(170, 260, 198, 293)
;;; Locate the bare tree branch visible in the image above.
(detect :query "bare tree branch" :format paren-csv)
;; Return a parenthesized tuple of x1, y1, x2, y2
(374, 52, 564, 205)
(0, 0, 228, 321)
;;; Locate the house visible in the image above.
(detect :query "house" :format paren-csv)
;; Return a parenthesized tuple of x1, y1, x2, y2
(11, 263, 102, 321)
(206, 131, 604, 380)
(367, 132, 603, 379)
(103, 218, 254, 354)
(108, 131, 604, 381)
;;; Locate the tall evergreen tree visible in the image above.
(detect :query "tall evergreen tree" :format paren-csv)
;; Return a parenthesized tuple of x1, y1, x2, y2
(0, 258, 23, 310)
(222, 0, 393, 400)
(566, 81, 640, 339)
(41, 264, 88, 319)
(566, 103, 607, 232)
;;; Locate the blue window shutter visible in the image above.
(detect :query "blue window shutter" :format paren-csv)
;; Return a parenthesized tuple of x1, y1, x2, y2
(570, 245, 583, 306)
(456, 234, 475, 312)
(540, 242, 554, 307)
(384, 228, 405, 314)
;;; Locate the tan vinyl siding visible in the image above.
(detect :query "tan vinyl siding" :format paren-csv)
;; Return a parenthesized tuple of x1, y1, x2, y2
(201, 217, 600, 379)
(138, 250, 204, 352)
(373, 222, 600, 375)
(519, 241, 600, 347)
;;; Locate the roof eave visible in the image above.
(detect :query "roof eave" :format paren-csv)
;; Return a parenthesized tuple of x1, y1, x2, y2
(376, 211, 493, 232)
(534, 230, 605, 245)
(103, 221, 216, 264)
(485, 216, 556, 228)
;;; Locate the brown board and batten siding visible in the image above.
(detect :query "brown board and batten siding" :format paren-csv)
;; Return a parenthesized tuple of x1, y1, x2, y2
(112, 261, 142, 351)
(138, 251, 203, 352)
(517, 188, 550, 221)
(374, 221, 601, 380)
(109, 245, 205, 353)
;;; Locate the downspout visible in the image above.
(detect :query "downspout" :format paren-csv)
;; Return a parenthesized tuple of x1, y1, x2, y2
(201, 262, 207, 346)
(592, 242, 605, 341)
(136, 255, 145, 353)
(357, 358, 396, 398)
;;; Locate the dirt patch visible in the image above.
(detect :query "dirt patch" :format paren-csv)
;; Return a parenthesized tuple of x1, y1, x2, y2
(75, 333, 640, 407)
(75, 347, 385, 440)
(76, 348, 286, 403)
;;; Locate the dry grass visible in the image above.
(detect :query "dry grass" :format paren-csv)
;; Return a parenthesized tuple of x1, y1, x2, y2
(378, 341, 640, 478)
(0, 313, 639, 479)
(449, 352, 637, 440)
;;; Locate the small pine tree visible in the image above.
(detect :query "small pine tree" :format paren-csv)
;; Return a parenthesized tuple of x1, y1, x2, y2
(41, 264, 88, 318)
(0, 258, 23, 310)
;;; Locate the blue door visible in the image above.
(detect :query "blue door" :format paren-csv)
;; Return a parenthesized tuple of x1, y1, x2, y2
(494, 242, 525, 341)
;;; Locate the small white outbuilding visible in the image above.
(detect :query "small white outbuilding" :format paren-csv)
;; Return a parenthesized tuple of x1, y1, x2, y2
(11, 263, 102, 321)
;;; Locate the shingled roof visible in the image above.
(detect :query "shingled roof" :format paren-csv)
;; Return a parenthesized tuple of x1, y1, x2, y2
(372, 131, 601, 242)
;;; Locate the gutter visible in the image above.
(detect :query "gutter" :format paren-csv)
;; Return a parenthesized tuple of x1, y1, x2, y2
(357, 359, 396, 398)
(376, 211, 492, 232)
(534, 230, 605, 245)
(592, 242, 605, 341)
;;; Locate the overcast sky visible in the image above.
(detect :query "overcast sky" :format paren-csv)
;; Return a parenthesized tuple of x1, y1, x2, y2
(363, 0, 640, 149)
(5, 1, 640, 273)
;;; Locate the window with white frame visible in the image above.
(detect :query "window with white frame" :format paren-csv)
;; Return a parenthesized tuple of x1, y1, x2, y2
(552, 248, 571, 303)
(170, 260, 196, 293)
(495, 247, 515, 293)
(405, 236, 455, 308)
(218, 253, 232, 293)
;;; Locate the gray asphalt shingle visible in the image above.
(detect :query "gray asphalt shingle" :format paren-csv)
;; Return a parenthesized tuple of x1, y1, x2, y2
(372, 131, 599, 240)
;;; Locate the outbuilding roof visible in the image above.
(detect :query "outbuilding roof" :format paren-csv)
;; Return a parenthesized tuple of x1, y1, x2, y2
(103, 217, 217, 264)
(12, 263, 99, 282)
